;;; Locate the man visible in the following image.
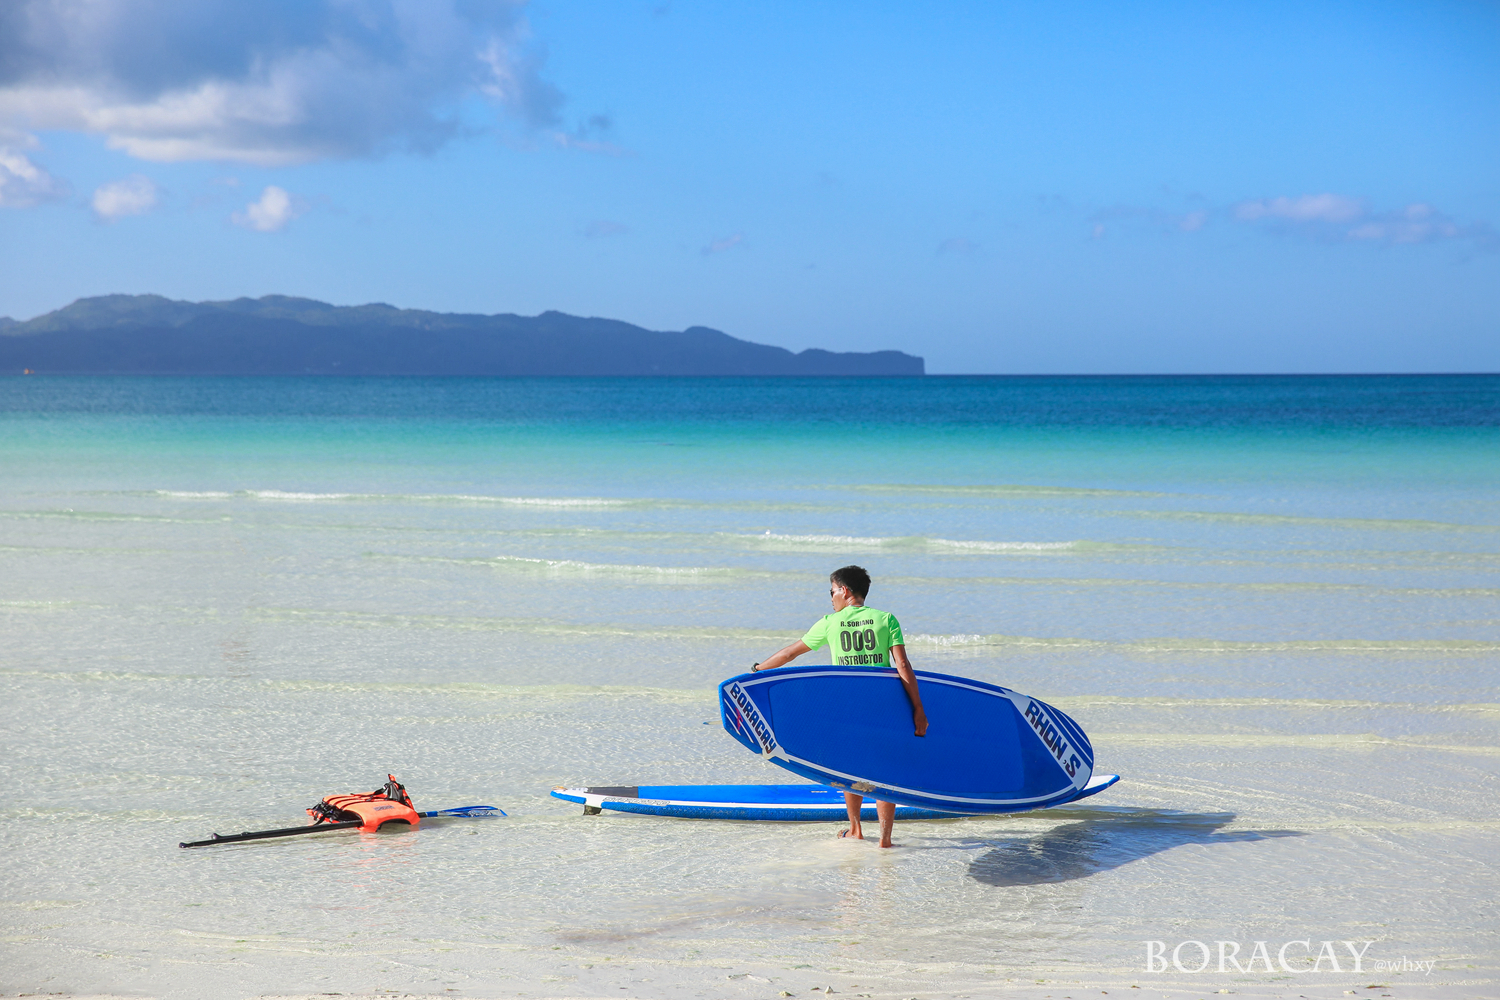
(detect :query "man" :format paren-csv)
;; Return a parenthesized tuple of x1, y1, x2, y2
(750, 565, 928, 848)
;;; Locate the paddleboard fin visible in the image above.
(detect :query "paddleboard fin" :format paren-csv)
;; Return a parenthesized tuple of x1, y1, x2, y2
(578, 786, 636, 816)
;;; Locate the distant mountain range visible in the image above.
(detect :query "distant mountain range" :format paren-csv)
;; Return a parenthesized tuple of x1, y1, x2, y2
(0, 295, 923, 376)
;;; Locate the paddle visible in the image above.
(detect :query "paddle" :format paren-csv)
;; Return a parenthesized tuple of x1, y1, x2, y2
(180, 820, 364, 848)
(419, 805, 505, 818)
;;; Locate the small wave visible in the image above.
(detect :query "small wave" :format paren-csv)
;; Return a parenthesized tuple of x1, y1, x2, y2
(838, 483, 1170, 498)
(133, 488, 637, 506)
(234, 608, 1500, 656)
(728, 531, 1093, 554)
(376, 546, 1111, 577)
(456, 553, 739, 576)
(243, 490, 632, 507)
(249, 606, 790, 642)
(0, 509, 228, 524)
(928, 539, 1077, 552)
(0, 599, 84, 610)
(368, 494, 633, 507)
(908, 633, 1500, 654)
(1118, 508, 1498, 532)
(248, 489, 354, 501)
(733, 531, 900, 548)
(246, 491, 351, 500)
(1095, 733, 1500, 754)
(888, 574, 1500, 597)
(0, 544, 172, 556)
(1048, 694, 1500, 714)
(472, 495, 631, 507)
(0, 668, 203, 690)
(5, 668, 715, 703)
(367, 552, 759, 580)
(262, 678, 714, 702)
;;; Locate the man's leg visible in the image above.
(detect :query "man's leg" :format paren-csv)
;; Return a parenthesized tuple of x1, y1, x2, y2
(876, 799, 896, 848)
(840, 793, 864, 840)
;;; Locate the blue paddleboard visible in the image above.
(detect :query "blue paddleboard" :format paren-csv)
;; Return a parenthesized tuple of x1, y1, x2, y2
(719, 666, 1107, 814)
(551, 776, 1119, 820)
(550, 784, 969, 820)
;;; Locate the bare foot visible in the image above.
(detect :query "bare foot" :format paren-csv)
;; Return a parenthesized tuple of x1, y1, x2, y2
(838, 827, 864, 840)
(875, 800, 896, 848)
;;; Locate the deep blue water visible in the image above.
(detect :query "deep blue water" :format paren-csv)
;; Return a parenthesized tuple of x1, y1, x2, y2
(2, 373, 1497, 426)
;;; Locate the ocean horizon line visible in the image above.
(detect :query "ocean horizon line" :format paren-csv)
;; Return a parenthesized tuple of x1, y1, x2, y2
(3, 370, 1499, 378)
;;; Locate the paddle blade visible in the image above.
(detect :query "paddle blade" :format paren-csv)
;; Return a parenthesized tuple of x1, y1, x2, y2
(419, 805, 505, 818)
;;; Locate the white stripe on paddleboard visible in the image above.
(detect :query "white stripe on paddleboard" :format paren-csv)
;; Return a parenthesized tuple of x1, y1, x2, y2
(738, 670, 1015, 698)
(554, 790, 959, 813)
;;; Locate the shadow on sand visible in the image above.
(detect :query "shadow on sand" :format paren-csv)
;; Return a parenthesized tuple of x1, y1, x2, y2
(967, 809, 1303, 887)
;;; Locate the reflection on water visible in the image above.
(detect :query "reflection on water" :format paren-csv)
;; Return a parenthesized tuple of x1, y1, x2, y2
(967, 810, 1302, 887)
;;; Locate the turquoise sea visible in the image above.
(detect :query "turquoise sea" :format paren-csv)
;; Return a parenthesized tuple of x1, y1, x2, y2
(2, 375, 1497, 999)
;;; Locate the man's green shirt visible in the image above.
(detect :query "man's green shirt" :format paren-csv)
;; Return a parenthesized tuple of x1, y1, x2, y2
(802, 604, 905, 667)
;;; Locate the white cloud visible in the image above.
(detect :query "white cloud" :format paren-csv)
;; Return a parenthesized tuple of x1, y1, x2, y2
(552, 113, 629, 156)
(0, 0, 562, 166)
(1346, 203, 1464, 245)
(92, 173, 159, 220)
(0, 129, 67, 207)
(702, 232, 744, 255)
(1088, 204, 1208, 237)
(1083, 193, 1488, 249)
(1234, 193, 1364, 223)
(232, 185, 301, 231)
(1234, 192, 1491, 247)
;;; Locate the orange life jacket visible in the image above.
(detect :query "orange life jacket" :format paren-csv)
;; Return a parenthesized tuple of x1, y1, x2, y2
(306, 774, 421, 832)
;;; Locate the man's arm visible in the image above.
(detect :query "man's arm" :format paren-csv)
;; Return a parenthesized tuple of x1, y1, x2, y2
(752, 640, 811, 672)
(890, 644, 928, 737)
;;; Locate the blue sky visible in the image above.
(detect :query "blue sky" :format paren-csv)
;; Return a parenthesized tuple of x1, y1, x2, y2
(1, 0, 1497, 373)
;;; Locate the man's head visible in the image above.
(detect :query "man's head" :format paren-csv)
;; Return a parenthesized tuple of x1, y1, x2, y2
(829, 565, 870, 609)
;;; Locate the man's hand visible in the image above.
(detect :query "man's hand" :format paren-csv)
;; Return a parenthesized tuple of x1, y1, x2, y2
(890, 644, 928, 737)
(752, 641, 811, 673)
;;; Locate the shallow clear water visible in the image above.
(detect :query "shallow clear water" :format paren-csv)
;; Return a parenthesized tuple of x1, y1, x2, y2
(2, 376, 1497, 998)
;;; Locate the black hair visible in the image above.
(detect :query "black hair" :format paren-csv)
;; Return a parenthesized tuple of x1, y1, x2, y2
(830, 565, 871, 599)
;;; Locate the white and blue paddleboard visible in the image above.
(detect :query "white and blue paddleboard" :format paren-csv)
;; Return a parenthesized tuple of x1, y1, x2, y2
(551, 776, 1119, 820)
(720, 665, 1116, 814)
(550, 784, 970, 820)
